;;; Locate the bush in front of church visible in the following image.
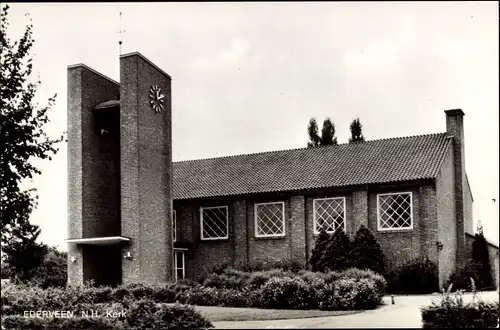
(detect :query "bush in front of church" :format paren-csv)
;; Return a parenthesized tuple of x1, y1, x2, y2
(386, 257, 439, 294)
(125, 300, 213, 329)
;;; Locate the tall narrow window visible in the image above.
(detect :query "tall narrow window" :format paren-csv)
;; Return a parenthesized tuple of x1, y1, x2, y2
(377, 192, 413, 230)
(172, 210, 177, 242)
(313, 197, 346, 234)
(200, 206, 228, 240)
(174, 250, 185, 280)
(254, 202, 285, 237)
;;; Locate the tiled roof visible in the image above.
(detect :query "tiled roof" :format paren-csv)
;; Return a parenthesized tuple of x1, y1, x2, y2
(172, 133, 452, 200)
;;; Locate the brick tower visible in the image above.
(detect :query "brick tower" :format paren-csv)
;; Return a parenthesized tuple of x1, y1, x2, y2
(67, 52, 173, 285)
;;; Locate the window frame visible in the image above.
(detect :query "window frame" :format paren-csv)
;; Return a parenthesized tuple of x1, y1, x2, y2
(254, 201, 286, 238)
(200, 205, 229, 241)
(173, 249, 186, 281)
(377, 191, 414, 231)
(313, 197, 347, 235)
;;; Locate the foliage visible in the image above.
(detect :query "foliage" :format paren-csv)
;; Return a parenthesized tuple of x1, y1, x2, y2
(307, 117, 320, 147)
(421, 285, 499, 328)
(261, 277, 317, 310)
(350, 225, 385, 275)
(2, 315, 123, 329)
(320, 229, 351, 272)
(29, 246, 67, 288)
(309, 229, 331, 272)
(320, 118, 338, 146)
(320, 278, 382, 311)
(125, 300, 213, 330)
(1, 221, 48, 283)
(471, 229, 494, 289)
(386, 257, 439, 294)
(2, 267, 386, 314)
(447, 259, 483, 292)
(1, 4, 65, 283)
(307, 117, 338, 147)
(348, 117, 365, 143)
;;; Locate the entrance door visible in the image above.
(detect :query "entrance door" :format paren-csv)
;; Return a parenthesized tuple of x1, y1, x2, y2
(83, 245, 122, 286)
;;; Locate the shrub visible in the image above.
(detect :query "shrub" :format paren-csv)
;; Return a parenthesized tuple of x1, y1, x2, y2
(29, 247, 67, 288)
(202, 271, 248, 289)
(235, 257, 305, 273)
(471, 230, 494, 290)
(340, 268, 387, 295)
(309, 229, 331, 272)
(421, 289, 499, 328)
(1, 315, 123, 329)
(319, 278, 382, 311)
(447, 259, 483, 292)
(350, 225, 386, 275)
(298, 268, 386, 295)
(387, 257, 439, 294)
(261, 277, 317, 310)
(320, 229, 352, 272)
(125, 300, 213, 329)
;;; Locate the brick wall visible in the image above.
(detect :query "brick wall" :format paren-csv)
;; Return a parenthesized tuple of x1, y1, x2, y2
(445, 109, 467, 269)
(174, 182, 442, 281)
(463, 177, 473, 235)
(67, 64, 120, 285)
(436, 144, 457, 287)
(367, 185, 439, 271)
(120, 53, 173, 284)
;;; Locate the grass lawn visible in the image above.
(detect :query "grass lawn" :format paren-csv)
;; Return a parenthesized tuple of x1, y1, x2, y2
(187, 305, 360, 322)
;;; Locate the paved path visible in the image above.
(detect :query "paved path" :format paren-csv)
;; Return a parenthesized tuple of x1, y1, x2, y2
(213, 291, 499, 329)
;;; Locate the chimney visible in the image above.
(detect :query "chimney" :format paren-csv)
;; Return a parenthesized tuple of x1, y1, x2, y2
(444, 109, 468, 269)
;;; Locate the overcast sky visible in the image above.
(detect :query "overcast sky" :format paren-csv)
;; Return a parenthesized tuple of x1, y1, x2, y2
(5, 2, 499, 249)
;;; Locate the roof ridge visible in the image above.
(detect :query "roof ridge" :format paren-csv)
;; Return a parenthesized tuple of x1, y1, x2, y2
(173, 132, 448, 164)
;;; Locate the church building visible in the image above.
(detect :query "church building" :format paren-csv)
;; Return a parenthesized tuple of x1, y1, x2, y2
(66, 52, 498, 289)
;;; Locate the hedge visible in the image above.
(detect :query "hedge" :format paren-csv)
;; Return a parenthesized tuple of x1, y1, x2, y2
(1, 268, 385, 316)
(421, 291, 499, 328)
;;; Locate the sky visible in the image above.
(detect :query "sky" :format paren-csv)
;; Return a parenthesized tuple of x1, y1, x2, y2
(4, 2, 499, 250)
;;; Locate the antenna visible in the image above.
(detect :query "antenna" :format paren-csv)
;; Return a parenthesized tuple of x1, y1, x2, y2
(117, 12, 126, 55)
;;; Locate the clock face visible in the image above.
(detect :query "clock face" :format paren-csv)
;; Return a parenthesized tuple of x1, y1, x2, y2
(149, 85, 165, 113)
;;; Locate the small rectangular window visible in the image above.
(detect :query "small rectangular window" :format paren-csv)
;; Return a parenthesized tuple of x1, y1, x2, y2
(313, 197, 346, 234)
(254, 202, 285, 237)
(200, 206, 228, 240)
(377, 192, 413, 231)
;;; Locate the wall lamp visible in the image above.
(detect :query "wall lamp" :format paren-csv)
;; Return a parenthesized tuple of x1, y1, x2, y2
(124, 251, 132, 260)
(70, 256, 77, 263)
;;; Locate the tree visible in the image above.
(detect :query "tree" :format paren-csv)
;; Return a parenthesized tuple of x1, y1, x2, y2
(30, 246, 67, 288)
(307, 117, 320, 148)
(1, 220, 48, 283)
(320, 118, 338, 146)
(348, 117, 365, 143)
(320, 229, 351, 272)
(1, 5, 64, 278)
(309, 229, 330, 272)
(471, 226, 493, 289)
(350, 225, 385, 275)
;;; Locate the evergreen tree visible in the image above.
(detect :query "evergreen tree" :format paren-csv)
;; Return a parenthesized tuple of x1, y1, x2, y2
(320, 118, 338, 146)
(350, 225, 385, 275)
(307, 117, 320, 147)
(471, 226, 493, 289)
(348, 117, 365, 143)
(309, 229, 330, 272)
(320, 229, 351, 272)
